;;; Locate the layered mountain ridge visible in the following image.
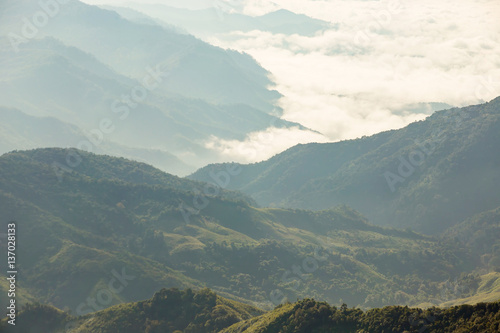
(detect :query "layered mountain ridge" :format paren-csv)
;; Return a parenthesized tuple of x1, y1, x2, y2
(191, 97, 500, 234)
(0, 148, 494, 314)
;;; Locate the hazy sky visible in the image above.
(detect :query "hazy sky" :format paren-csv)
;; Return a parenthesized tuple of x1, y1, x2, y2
(81, 0, 214, 9)
(81, 0, 500, 163)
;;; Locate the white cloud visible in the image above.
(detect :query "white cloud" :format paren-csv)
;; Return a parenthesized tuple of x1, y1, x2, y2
(205, 0, 500, 145)
(82, 0, 500, 161)
(205, 126, 329, 163)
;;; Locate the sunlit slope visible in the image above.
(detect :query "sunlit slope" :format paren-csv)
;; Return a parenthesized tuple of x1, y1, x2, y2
(191, 97, 500, 235)
(0, 148, 481, 311)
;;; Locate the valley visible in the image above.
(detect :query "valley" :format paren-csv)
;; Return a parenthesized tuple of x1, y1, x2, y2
(0, 0, 499, 331)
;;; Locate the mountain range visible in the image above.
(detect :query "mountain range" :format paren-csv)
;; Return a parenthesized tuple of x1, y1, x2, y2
(191, 97, 500, 235)
(104, 4, 335, 39)
(2, 288, 500, 332)
(0, 0, 315, 175)
(0, 0, 499, 331)
(0, 147, 498, 315)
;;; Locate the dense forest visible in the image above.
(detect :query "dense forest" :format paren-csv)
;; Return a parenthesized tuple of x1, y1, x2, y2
(191, 97, 500, 235)
(225, 296, 500, 333)
(1, 148, 496, 314)
(2, 288, 499, 333)
(1, 1, 498, 332)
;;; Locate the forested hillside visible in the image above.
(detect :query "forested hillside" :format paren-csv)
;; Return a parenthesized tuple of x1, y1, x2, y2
(0, 0, 497, 332)
(0, 0, 317, 173)
(2, 289, 499, 333)
(223, 297, 500, 333)
(0, 148, 490, 313)
(191, 97, 500, 234)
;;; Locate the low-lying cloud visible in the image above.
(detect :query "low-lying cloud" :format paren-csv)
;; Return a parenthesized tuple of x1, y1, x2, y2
(83, 0, 500, 163)
(205, 126, 328, 163)
(205, 0, 500, 152)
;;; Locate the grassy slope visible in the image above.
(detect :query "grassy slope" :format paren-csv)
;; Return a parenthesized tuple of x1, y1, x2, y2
(3, 289, 499, 333)
(190, 97, 500, 235)
(0, 148, 491, 313)
(439, 272, 500, 307)
(0, 288, 265, 333)
(223, 298, 500, 333)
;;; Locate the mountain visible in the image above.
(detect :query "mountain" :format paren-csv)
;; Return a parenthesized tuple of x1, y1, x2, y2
(258, 9, 335, 36)
(0, 107, 192, 175)
(0, 148, 252, 312)
(0, 107, 82, 152)
(190, 97, 500, 234)
(0, 148, 487, 314)
(222, 298, 500, 333)
(0, 0, 320, 174)
(105, 5, 334, 38)
(437, 272, 500, 308)
(3, 289, 499, 333)
(0, 35, 305, 173)
(443, 205, 500, 271)
(0, 0, 280, 112)
(0, 288, 264, 333)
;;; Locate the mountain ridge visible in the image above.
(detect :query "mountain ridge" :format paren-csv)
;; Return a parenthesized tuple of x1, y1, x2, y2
(190, 97, 500, 234)
(0, 148, 486, 313)
(2, 288, 499, 333)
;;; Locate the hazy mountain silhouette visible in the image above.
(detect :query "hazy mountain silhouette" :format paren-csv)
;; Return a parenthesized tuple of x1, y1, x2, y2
(106, 4, 334, 38)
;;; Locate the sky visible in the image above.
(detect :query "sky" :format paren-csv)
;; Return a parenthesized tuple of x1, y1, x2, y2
(81, 0, 500, 163)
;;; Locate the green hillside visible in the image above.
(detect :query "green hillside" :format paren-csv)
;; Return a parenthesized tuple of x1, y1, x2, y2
(0, 288, 264, 333)
(0, 148, 490, 314)
(0, 33, 305, 173)
(0, 107, 192, 175)
(437, 272, 500, 307)
(0, 0, 314, 175)
(3, 289, 499, 333)
(443, 205, 500, 269)
(223, 297, 500, 333)
(190, 97, 500, 235)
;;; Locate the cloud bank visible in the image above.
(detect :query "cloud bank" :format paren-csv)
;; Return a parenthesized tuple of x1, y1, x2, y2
(208, 0, 500, 141)
(82, 0, 500, 163)
(205, 126, 328, 163)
